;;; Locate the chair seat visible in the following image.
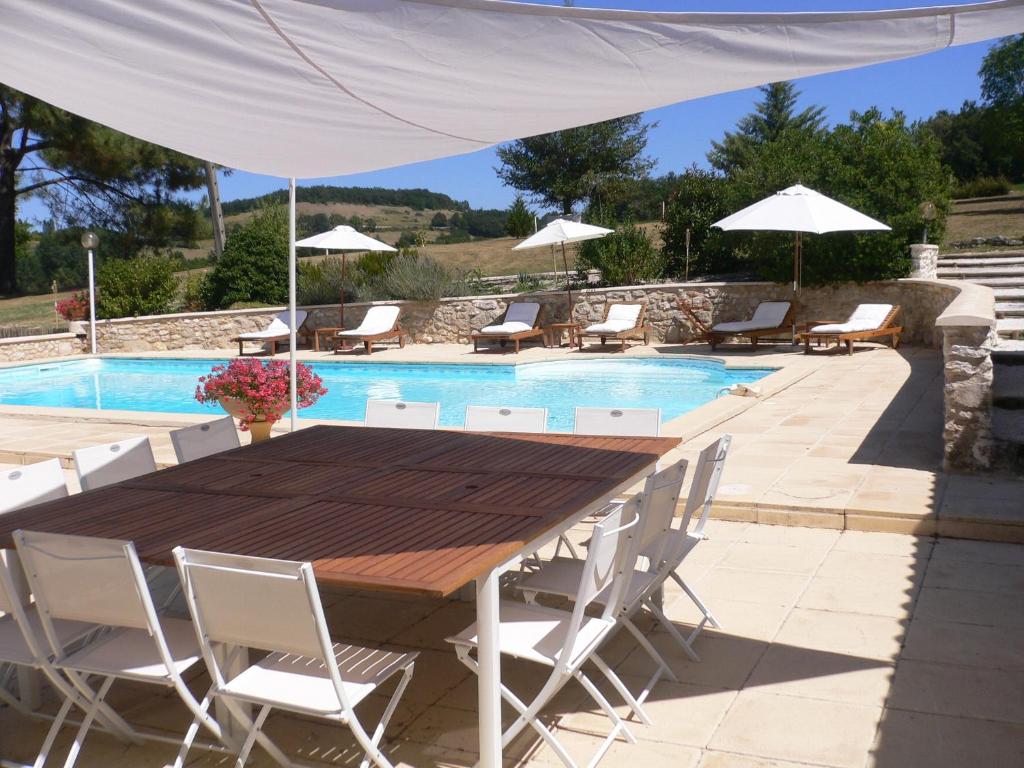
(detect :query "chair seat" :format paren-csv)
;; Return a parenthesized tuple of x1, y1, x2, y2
(447, 600, 611, 668)
(712, 320, 780, 333)
(58, 617, 201, 682)
(0, 608, 95, 666)
(584, 321, 636, 334)
(520, 558, 658, 609)
(222, 643, 417, 715)
(479, 321, 533, 334)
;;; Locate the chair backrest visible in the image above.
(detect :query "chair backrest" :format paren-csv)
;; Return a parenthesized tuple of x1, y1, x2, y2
(0, 459, 69, 514)
(174, 547, 351, 709)
(504, 302, 540, 327)
(573, 407, 661, 437)
(170, 417, 241, 464)
(605, 303, 644, 327)
(74, 436, 156, 492)
(846, 303, 894, 330)
(267, 310, 308, 335)
(750, 301, 791, 328)
(358, 305, 401, 334)
(634, 459, 689, 569)
(679, 434, 732, 539)
(364, 399, 440, 430)
(464, 405, 547, 434)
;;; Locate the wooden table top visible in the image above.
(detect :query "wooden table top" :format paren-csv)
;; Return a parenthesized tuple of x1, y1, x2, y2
(0, 425, 679, 597)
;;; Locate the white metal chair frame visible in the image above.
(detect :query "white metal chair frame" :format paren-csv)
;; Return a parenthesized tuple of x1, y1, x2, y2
(169, 417, 241, 464)
(519, 460, 688, 716)
(12, 530, 231, 768)
(72, 437, 157, 492)
(464, 405, 548, 434)
(173, 547, 417, 768)
(0, 459, 69, 515)
(448, 503, 641, 768)
(363, 399, 440, 430)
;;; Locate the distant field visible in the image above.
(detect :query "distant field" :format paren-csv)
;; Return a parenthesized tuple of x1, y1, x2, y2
(0, 290, 73, 329)
(943, 191, 1024, 247)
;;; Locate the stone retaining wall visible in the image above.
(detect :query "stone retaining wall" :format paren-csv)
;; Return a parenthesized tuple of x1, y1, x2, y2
(0, 333, 85, 363)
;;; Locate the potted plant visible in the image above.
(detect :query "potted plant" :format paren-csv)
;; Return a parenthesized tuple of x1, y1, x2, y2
(195, 359, 326, 442)
(56, 291, 91, 322)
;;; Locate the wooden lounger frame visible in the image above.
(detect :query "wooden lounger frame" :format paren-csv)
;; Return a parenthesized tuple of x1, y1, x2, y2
(233, 316, 309, 356)
(471, 305, 545, 354)
(709, 303, 796, 350)
(339, 322, 405, 355)
(800, 305, 903, 355)
(579, 302, 651, 352)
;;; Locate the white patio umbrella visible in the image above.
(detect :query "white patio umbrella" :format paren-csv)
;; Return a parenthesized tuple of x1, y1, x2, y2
(712, 184, 891, 292)
(513, 219, 613, 314)
(295, 225, 396, 328)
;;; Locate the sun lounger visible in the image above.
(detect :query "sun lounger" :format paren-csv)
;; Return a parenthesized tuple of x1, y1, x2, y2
(233, 310, 308, 356)
(579, 302, 650, 352)
(709, 301, 794, 349)
(471, 302, 544, 353)
(336, 305, 404, 354)
(800, 304, 902, 355)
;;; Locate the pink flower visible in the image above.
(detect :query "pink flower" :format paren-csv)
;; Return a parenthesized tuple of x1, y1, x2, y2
(195, 359, 326, 430)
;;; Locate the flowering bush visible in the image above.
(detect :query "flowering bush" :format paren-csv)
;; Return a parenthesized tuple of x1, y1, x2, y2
(195, 359, 326, 429)
(55, 291, 90, 321)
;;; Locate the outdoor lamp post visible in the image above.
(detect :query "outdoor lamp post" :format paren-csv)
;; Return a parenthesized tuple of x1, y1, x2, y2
(81, 231, 98, 355)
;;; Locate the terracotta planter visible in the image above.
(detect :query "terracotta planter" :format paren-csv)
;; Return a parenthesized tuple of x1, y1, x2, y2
(218, 398, 288, 443)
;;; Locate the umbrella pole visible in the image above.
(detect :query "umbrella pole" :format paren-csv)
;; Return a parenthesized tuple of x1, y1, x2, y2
(288, 178, 298, 431)
(791, 232, 802, 344)
(561, 242, 573, 320)
(338, 252, 350, 350)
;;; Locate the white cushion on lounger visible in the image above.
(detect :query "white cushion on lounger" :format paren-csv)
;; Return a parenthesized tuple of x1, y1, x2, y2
(480, 321, 533, 334)
(585, 303, 642, 334)
(712, 301, 791, 333)
(811, 303, 893, 334)
(237, 311, 307, 340)
(338, 305, 400, 336)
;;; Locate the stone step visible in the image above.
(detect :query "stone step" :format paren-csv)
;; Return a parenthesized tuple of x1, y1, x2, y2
(997, 317, 1024, 339)
(938, 256, 1024, 268)
(996, 302, 1024, 317)
(937, 265, 1024, 279)
(995, 339, 1024, 352)
(939, 248, 1024, 260)
(958, 276, 1024, 287)
(995, 288, 1024, 301)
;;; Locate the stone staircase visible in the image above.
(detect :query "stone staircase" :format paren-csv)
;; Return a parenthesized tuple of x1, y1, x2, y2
(937, 248, 1024, 470)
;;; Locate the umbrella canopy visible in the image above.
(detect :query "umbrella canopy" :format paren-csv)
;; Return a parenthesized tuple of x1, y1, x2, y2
(513, 219, 614, 250)
(514, 219, 614, 316)
(712, 184, 891, 235)
(294, 225, 396, 329)
(295, 225, 397, 252)
(712, 184, 891, 292)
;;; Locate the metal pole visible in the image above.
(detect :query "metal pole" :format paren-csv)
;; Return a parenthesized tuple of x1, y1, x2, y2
(87, 248, 97, 355)
(476, 570, 502, 768)
(288, 178, 298, 432)
(561, 241, 573, 319)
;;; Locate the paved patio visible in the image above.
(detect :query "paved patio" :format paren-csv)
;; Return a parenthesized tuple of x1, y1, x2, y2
(2, 522, 1022, 767)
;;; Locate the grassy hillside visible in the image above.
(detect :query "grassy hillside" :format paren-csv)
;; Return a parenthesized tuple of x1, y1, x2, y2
(943, 191, 1024, 248)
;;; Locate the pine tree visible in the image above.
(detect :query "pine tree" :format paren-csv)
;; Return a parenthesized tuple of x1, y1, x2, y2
(708, 83, 826, 175)
(505, 196, 534, 238)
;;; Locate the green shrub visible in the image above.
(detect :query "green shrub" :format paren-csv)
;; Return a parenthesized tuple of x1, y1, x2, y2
(952, 175, 1013, 199)
(577, 220, 667, 286)
(203, 205, 288, 309)
(296, 257, 362, 306)
(96, 256, 179, 318)
(180, 272, 210, 312)
(381, 254, 455, 301)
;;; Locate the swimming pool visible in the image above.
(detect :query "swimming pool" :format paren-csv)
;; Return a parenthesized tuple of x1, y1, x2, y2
(0, 358, 773, 432)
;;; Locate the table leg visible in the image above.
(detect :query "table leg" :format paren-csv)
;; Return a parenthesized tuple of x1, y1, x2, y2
(476, 569, 502, 768)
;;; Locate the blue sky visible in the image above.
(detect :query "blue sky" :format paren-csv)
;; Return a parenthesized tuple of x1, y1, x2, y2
(19, 0, 1001, 221)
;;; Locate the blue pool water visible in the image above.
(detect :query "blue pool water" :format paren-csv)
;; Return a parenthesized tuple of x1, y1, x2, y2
(0, 358, 773, 432)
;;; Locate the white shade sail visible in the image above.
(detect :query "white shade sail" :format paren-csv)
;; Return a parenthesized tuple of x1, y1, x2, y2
(2, 0, 1021, 178)
(294, 225, 396, 251)
(712, 184, 892, 234)
(513, 219, 614, 250)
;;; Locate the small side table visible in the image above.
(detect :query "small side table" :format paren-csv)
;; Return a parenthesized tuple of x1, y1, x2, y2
(546, 322, 582, 349)
(314, 327, 344, 352)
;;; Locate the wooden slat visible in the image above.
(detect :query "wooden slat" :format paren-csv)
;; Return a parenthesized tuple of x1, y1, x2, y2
(0, 425, 679, 597)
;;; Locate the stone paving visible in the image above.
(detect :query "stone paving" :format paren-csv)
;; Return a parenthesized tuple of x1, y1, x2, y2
(2, 523, 1022, 767)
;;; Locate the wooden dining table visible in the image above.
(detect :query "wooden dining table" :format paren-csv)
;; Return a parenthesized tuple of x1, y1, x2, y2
(0, 424, 680, 767)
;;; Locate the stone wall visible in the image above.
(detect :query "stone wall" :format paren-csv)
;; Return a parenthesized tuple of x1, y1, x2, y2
(0, 332, 86, 363)
(92, 278, 963, 352)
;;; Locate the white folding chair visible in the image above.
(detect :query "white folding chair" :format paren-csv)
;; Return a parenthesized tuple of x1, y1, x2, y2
(73, 436, 156, 492)
(12, 530, 230, 768)
(464, 405, 547, 433)
(173, 547, 417, 768)
(573, 407, 661, 437)
(364, 399, 439, 430)
(519, 459, 688, 710)
(447, 502, 642, 768)
(0, 459, 69, 514)
(169, 417, 241, 464)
